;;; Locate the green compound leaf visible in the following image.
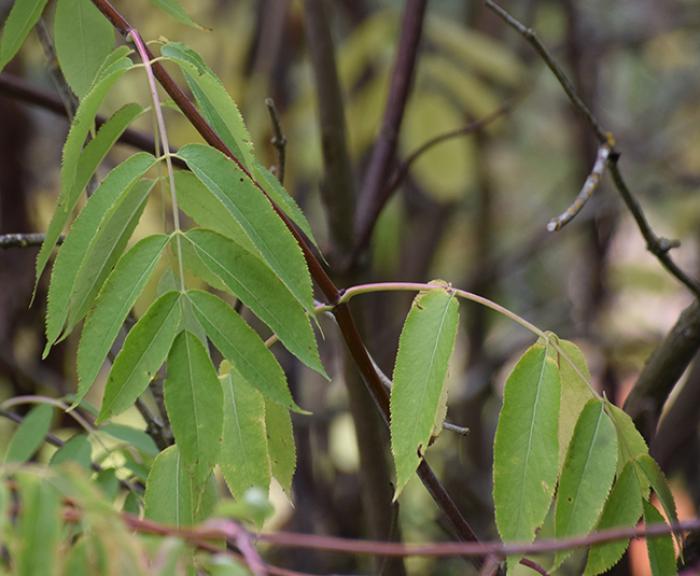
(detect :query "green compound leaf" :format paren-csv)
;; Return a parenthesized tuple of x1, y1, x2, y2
(0, 0, 49, 72)
(35, 103, 145, 291)
(145, 445, 216, 526)
(643, 500, 677, 576)
(4, 404, 54, 463)
(390, 282, 459, 499)
(149, 0, 204, 29)
(186, 289, 302, 412)
(219, 364, 271, 499)
(44, 153, 157, 354)
(554, 399, 618, 568)
(264, 397, 296, 495)
(50, 434, 92, 470)
(161, 42, 255, 170)
(177, 143, 314, 312)
(557, 339, 595, 469)
(584, 462, 643, 576)
(164, 331, 223, 486)
(184, 228, 325, 376)
(76, 234, 169, 403)
(54, 0, 115, 98)
(98, 291, 182, 422)
(636, 454, 681, 551)
(493, 340, 560, 544)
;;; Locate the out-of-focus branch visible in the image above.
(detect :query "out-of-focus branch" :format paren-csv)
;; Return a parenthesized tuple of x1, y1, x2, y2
(485, 0, 700, 297)
(265, 97, 287, 184)
(0, 233, 57, 249)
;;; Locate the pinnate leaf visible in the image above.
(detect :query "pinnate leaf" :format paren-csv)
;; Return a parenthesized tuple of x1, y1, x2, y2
(554, 399, 618, 568)
(54, 0, 115, 98)
(177, 143, 314, 312)
(584, 462, 643, 576)
(77, 234, 169, 403)
(0, 0, 49, 71)
(643, 500, 677, 576)
(164, 331, 223, 486)
(184, 228, 324, 376)
(4, 404, 53, 463)
(219, 365, 271, 499)
(186, 289, 301, 411)
(98, 291, 182, 422)
(636, 454, 681, 550)
(264, 397, 296, 495)
(493, 340, 560, 544)
(390, 282, 459, 498)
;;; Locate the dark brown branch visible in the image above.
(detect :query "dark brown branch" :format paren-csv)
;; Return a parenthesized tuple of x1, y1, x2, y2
(354, 0, 428, 253)
(485, 0, 700, 297)
(90, 0, 479, 546)
(0, 233, 58, 249)
(264, 97, 287, 184)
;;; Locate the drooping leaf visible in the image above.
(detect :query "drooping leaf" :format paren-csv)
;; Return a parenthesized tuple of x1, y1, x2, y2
(144, 445, 217, 526)
(177, 144, 314, 312)
(4, 404, 53, 463)
(15, 474, 61, 576)
(164, 331, 223, 486)
(493, 340, 560, 544)
(184, 228, 325, 376)
(186, 289, 301, 411)
(44, 153, 157, 354)
(557, 340, 595, 468)
(554, 399, 618, 568)
(643, 500, 677, 576)
(219, 365, 271, 499)
(66, 178, 155, 333)
(0, 0, 49, 71)
(584, 463, 644, 576)
(606, 400, 649, 492)
(390, 282, 459, 498)
(264, 397, 296, 495)
(99, 423, 159, 457)
(98, 291, 182, 422)
(50, 434, 92, 469)
(149, 0, 204, 29)
(161, 42, 255, 169)
(77, 234, 169, 402)
(636, 454, 681, 550)
(35, 103, 145, 289)
(54, 0, 115, 98)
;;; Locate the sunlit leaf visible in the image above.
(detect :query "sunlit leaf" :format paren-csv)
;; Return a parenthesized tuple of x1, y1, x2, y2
(54, 0, 115, 98)
(264, 397, 296, 495)
(0, 0, 50, 72)
(4, 404, 53, 463)
(643, 500, 677, 576)
(391, 282, 459, 498)
(493, 340, 560, 544)
(164, 331, 223, 486)
(98, 291, 182, 422)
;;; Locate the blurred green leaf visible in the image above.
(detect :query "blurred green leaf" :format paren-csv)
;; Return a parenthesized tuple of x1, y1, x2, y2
(5, 404, 54, 463)
(643, 500, 677, 576)
(0, 0, 49, 72)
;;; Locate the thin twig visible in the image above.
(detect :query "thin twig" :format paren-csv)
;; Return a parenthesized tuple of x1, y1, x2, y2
(264, 97, 286, 184)
(547, 143, 611, 231)
(0, 233, 60, 249)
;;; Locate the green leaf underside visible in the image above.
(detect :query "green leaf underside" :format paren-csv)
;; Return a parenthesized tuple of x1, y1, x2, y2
(0, 0, 50, 71)
(554, 399, 618, 568)
(493, 341, 560, 544)
(643, 500, 677, 576)
(76, 234, 169, 403)
(252, 162, 321, 252)
(186, 290, 301, 411)
(184, 228, 325, 376)
(164, 331, 223, 486)
(35, 103, 145, 292)
(50, 434, 92, 469)
(636, 454, 682, 551)
(16, 475, 60, 576)
(99, 423, 159, 456)
(557, 340, 595, 469)
(264, 397, 296, 495)
(606, 400, 650, 491)
(584, 462, 643, 575)
(145, 446, 216, 526)
(390, 284, 459, 498)
(161, 42, 255, 169)
(149, 0, 204, 29)
(219, 367, 271, 499)
(54, 0, 115, 98)
(44, 153, 157, 354)
(178, 144, 314, 312)
(4, 404, 54, 463)
(98, 291, 182, 422)
(66, 178, 155, 333)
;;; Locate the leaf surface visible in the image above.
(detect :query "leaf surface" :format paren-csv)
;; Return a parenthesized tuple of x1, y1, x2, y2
(643, 500, 677, 576)
(16, 475, 60, 576)
(390, 283, 459, 498)
(264, 397, 296, 495)
(98, 291, 182, 422)
(99, 423, 159, 456)
(636, 454, 681, 550)
(0, 0, 49, 71)
(49, 434, 92, 469)
(4, 404, 53, 463)
(149, 0, 204, 29)
(606, 400, 649, 492)
(493, 341, 560, 544)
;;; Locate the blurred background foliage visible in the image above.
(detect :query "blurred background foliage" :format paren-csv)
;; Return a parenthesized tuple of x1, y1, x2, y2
(1, 0, 700, 574)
